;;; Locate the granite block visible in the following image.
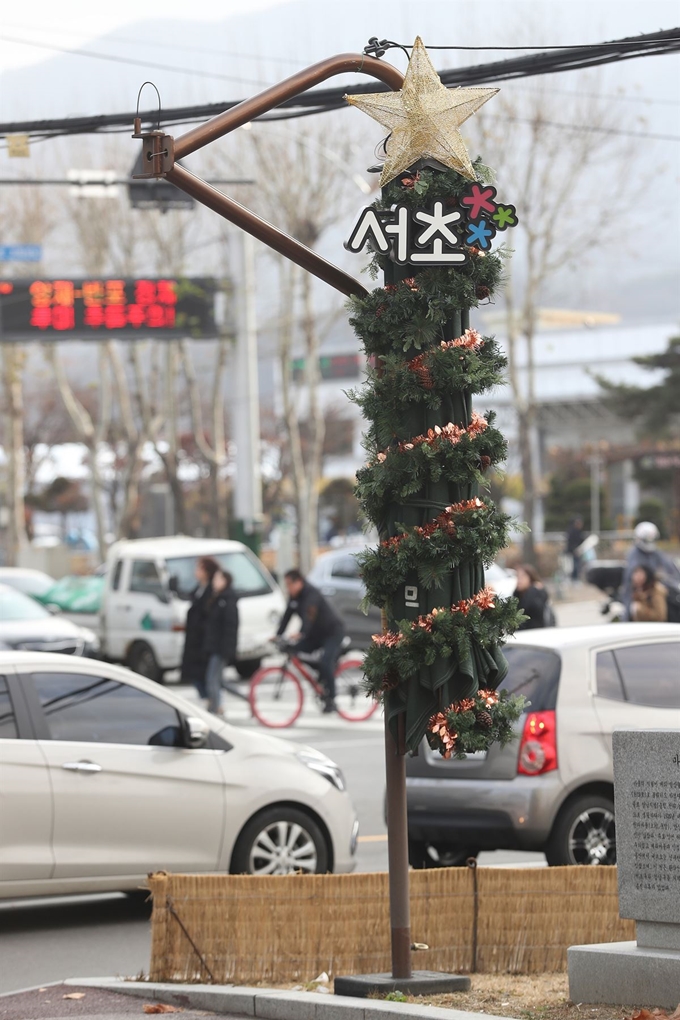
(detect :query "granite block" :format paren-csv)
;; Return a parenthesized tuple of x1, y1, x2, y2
(568, 941, 680, 1009)
(613, 729, 680, 924)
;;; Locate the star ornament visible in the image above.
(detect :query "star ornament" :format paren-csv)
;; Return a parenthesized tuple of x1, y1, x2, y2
(346, 37, 498, 186)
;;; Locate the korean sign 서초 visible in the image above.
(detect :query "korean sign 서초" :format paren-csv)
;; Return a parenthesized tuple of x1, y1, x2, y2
(345, 183, 518, 265)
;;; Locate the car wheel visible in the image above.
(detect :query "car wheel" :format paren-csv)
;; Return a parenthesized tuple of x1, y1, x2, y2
(236, 658, 261, 679)
(231, 806, 329, 875)
(127, 642, 163, 684)
(546, 793, 616, 866)
(408, 840, 478, 869)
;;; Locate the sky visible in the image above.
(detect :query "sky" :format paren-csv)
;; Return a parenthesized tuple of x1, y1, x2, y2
(0, 0, 290, 73)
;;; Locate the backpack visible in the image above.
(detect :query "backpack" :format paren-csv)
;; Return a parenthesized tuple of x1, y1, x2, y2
(666, 582, 680, 623)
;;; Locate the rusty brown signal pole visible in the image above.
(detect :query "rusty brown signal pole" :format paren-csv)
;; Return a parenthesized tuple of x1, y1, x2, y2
(132, 50, 412, 981)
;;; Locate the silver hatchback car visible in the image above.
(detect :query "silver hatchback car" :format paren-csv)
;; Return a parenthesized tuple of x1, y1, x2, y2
(406, 623, 680, 867)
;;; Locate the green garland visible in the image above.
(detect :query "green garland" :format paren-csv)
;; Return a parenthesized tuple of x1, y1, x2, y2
(355, 411, 507, 532)
(358, 498, 514, 608)
(428, 688, 523, 759)
(349, 160, 525, 756)
(350, 333, 507, 449)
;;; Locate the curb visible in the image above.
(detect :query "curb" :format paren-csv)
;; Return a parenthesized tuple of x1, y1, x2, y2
(64, 978, 513, 1020)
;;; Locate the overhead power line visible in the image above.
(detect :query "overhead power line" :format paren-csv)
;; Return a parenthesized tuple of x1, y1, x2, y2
(0, 27, 677, 142)
(0, 33, 274, 88)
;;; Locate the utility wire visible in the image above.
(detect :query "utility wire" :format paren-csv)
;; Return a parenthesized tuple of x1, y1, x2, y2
(0, 28, 677, 141)
(0, 33, 275, 88)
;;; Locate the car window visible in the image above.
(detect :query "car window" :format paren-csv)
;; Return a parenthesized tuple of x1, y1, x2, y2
(596, 650, 626, 702)
(0, 677, 18, 738)
(499, 645, 561, 711)
(330, 555, 361, 580)
(129, 561, 165, 596)
(0, 586, 50, 621)
(111, 560, 123, 591)
(167, 552, 272, 599)
(613, 643, 680, 709)
(32, 672, 182, 745)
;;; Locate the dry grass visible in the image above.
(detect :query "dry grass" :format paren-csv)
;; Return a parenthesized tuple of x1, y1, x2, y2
(400, 973, 665, 1020)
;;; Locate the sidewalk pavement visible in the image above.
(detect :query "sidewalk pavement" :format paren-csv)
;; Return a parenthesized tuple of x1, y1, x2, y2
(9, 978, 514, 1020)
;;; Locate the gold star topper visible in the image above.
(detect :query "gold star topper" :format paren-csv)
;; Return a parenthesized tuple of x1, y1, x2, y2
(346, 37, 498, 185)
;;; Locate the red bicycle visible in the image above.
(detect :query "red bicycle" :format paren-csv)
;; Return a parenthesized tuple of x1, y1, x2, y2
(249, 639, 378, 728)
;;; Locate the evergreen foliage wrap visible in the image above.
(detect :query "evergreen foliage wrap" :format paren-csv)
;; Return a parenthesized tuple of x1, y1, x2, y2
(349, 161, 525, 755)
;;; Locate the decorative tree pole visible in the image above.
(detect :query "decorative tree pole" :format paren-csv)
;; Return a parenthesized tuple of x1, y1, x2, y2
(130, 38, 524, 996)
(335, 38, 525, 996)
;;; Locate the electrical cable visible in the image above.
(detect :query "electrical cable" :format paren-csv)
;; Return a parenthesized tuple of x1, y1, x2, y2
(0, 27, 677, 142)
(0, 33, 276, 88)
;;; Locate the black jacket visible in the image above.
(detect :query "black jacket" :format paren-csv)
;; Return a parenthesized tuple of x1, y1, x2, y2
(204, 588, 239, 663)
(181, 586, 212, 683)
(515, 584, 550, 630)
(277, 581, 345, 650)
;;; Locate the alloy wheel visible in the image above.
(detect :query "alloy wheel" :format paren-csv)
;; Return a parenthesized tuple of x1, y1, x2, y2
(249, 820, 318, 875)
(568, 807, 616, 865)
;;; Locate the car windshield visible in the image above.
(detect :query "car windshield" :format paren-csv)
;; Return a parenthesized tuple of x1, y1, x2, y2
(167, 552, 273, 599)
(0, 586, 51, 621)
(498, 644, 561, 712)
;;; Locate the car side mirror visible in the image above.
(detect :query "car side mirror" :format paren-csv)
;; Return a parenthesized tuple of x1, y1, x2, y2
(183, 715, 209, 749)
(168, 575, 179, 594)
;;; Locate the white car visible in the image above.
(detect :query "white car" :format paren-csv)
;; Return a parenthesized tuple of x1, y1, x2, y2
(0, 652, 358, 898)
(100, 537, 286, 681)
(0, 567, 56, 600)
(0, 583, 100, 657)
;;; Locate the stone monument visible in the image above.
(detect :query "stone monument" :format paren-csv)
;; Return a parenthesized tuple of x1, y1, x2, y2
(569, 729, 680, 1007)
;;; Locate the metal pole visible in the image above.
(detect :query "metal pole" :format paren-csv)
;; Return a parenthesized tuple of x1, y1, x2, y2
(172, 53, 404, 160)
(384, 711, 412, 979)
(233, 232, 263, 541)
(590, 454, 601, 536)
(165, 165, 367, 299)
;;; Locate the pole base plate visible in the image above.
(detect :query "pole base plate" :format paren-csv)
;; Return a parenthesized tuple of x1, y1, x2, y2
(333, 971, 470, 998)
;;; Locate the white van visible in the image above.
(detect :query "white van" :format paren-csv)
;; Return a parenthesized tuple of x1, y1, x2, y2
(100, 537, 285, 683)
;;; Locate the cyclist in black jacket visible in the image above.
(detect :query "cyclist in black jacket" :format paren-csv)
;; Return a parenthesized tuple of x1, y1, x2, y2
(276, 568, 346, 713)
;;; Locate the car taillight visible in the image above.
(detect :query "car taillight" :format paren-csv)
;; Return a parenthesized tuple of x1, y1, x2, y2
(171, 623, 185, 632)
(517, 710, 557, 775)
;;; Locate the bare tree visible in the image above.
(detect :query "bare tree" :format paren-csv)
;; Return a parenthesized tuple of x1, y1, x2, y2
(45, 343, 112, 555)
(470, 85, 639, 560)
(0, 185, 59, 562)
(1, 347, 26, 565)
(230, 124, 357, 570)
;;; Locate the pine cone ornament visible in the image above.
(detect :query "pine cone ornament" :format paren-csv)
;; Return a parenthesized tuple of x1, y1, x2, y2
(475, 284, 490, 300)
(475, 710, 493, 731)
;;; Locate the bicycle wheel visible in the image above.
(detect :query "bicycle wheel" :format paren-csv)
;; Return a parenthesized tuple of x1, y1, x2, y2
(249, 665, 304, 728)
(334, 658, 379, 722)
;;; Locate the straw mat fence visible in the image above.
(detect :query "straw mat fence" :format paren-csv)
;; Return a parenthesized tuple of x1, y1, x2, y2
(147, 867, 632, 984)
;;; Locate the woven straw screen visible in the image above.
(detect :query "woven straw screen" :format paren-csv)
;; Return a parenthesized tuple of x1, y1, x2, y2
(147, 867, 633, 984)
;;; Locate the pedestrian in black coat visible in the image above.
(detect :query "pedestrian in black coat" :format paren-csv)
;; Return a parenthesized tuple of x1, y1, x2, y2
(204, 569, 239, 715)
(181, 556, 220, 698)
(514, 563, 554, 629)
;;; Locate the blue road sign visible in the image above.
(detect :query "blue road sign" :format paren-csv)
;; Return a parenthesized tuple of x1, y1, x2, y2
(0, 244, 42, 262)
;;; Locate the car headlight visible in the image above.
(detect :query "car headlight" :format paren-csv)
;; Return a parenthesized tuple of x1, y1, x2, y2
(80, 628, 101, 655)
(297, 749, 346, 791)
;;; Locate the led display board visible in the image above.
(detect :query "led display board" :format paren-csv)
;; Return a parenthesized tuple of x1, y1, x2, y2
(0, 277, 216, 339)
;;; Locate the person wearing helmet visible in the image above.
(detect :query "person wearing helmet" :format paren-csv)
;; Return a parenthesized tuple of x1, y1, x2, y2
(621, 521, 680, 618)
